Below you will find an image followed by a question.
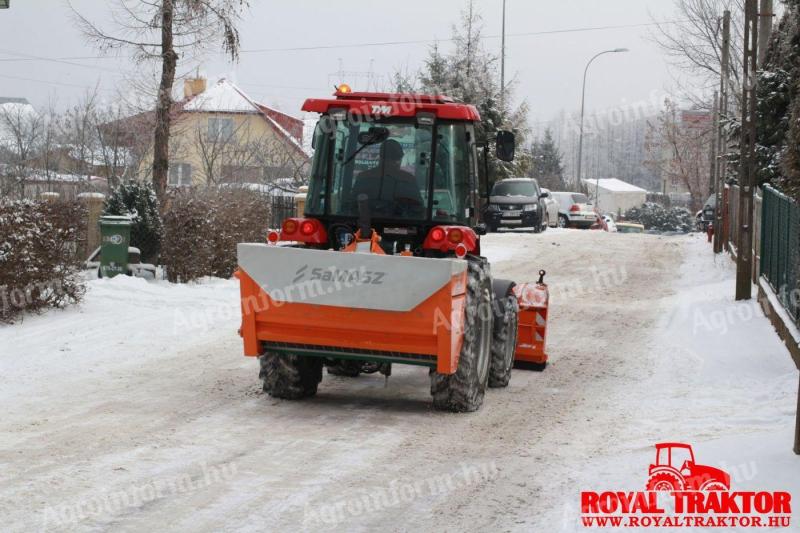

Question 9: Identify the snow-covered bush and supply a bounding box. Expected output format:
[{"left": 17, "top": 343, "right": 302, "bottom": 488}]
[
  {"left": 161, "top": 189, "right": 273, "bottom": 283},
  {"left": 103, "top": 182, "right": 163, "bottom": 263},
  {"left": 0, "top": 199, "right": 86, "bottom": 323},
  {"left": 623, "top": 202, "right": 694, "bottom": 233}
]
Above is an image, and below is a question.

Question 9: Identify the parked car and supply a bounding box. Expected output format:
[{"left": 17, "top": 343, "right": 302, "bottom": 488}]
[
  {"left": 541, "top": 188, "right": 560, "bottom": 227},
  {"left": 550, "top": 192, "right": 596, "bottom": 228},
  {"left": 483, "top": 178, "right": 549, "bottom": 233},
  {"left": 696, "top": 194, "right": 716, "bottom": 231},
  {"left": 616, "top": 222, "right": 645, "bottom": 234}
]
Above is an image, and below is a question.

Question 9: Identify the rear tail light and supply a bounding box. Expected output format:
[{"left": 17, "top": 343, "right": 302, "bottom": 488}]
[
  {"left": 423, "top": 226, "right": 476, "bottom": 255},
  {"left": 447, "top": 228, "right": 464, "bottom": 244},
  {"left": 282, "top": 219, "right": 298, "bottom": 234},
  {"left": 280, "top": 218, "right": 327, "bottom": 244},
  {"left": 429, "top": 227, "right": 446, "bottom": 242},
  {"left": 569, "top": 204, "right": 580, "bottom": 213},
  {"left": 300, "top": 220, "right": 315, "bottom": 236},
  {"left": 267, "top": 231, "right": 280, "bottom": 244}
]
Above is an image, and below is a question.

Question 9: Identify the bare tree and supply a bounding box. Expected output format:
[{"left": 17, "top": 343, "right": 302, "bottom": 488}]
[
  {"left": 59, "top": 88, "right": 101, "bottom": 180},
  {"left": 71, "top": 0, "right": 249, "bottom": 202},
  {"left": 0, "top": 101, "right": 43, "bottom": 198},
  {"left": 645, "top": 99, "right": 714, "bottom": 209},
  {"left": 651, "top": 0, "right": 744, "bottom": 107}
]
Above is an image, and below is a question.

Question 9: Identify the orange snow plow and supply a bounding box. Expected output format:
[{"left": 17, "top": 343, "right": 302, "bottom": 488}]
[{"left": 237, "top": 88, "right": 549, "bottom": 412}]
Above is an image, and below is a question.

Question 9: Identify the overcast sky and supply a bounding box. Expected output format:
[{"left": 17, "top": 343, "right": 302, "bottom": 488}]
[{"left": 0, "top": 0, "right": 682, "bottom": 128}]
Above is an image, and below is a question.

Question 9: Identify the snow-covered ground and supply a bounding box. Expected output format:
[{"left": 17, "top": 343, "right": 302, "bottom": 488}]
[{"left": 0, "top": 230, "right": 797, "bottom": 532}]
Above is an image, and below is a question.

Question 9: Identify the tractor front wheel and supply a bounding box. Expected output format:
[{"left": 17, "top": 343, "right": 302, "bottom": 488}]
[
  {"left": 430, "top": 259, "right": 493, "bottom": 412},
  {"left": 489, "top": 293, "right": 519, "bottom": 388},
  {"left": 260, "top": 352, "right": 322, "bottom": 400}
]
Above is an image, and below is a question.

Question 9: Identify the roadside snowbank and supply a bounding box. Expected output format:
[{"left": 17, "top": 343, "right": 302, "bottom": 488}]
[{"left": 0, "top": 275, "right": 239, "bottom": 403}]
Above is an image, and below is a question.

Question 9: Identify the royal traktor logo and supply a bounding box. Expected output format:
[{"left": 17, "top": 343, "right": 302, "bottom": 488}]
[{"left": 580, "top": 442, "right": 792, "bottom": 528}]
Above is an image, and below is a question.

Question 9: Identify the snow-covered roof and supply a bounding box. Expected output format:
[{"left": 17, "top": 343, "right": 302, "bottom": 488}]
[
  {"left": 182, "top": 79, "right": 310, "bottom": 157},
  {"left": 183, "top": 79, "right": 258, "bottom": 113},
  {"left": 584, "top": 178, "right": 646, "bottom": 193}
]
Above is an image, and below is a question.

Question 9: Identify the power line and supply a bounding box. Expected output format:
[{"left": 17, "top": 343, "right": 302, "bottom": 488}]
[
  {"left": 0, "top": 73, "right": 97, "bottom": 89},
  {"left": 0, "top": 19, "right": 689, "bottom": 64},
  {"left": 239, "top": 20, "right": 689, "bottom": 54}
]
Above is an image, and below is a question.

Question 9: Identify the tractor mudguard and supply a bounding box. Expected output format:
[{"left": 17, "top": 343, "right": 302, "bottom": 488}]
[
  {"left": 513, "top": 280, "right": 549, "bottom": 369},
  {"left": 237, "top": 243, "right": 469, "bottom": 374},
  {"left": 491, "top": 279, "right": 516, "bottom": 314}
]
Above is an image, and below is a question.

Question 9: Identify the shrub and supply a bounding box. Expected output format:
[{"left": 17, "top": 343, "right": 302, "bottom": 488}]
[
  {"left": 161, "top": 189, "right": 273, "bottom": 282},
  {"left": 103, "top": 181, "right": 163, "bottom": 262},
  {"left": 623, "top": 202, "right": 694, "bottom": 233},
  {"left": 0, "top": 199, "right": 86, "bottom": 323}
]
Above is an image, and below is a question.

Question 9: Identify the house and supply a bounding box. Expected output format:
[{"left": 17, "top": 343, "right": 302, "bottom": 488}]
[
  {"left": 583, "top": 178, "right": 647, "bottom": 216},
  {"left": 107, "top": 78, "right": 310, "bottom": 188}
]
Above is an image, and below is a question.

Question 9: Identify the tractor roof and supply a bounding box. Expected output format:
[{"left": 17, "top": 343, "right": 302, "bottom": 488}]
[{"left": 301, "top": 89, "right": 481, "bottom": 121}]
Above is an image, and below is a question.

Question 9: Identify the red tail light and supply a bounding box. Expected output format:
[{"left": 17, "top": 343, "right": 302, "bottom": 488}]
[
  {"left": 267, "top": 231, "right": 280, "bottom": 244},
  {"left": 280, "top": 218, "right": 327, "bottom": 244},
  {"left": 423, "top": 226, "right": 477, "bottom": 255},
  {"left": 300, "top": 220, "right": 315, "bottom": 236},
  {"left": 570, "top": 204, "right": 581, "bottom": 212},
  {"left": 430, "top": 227, "right": 446, "bottom": 242}
]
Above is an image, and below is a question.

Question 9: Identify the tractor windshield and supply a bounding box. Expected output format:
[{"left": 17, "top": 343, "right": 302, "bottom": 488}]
[{"left": 306, "top": 117, "right": 473, "bottom": 224}]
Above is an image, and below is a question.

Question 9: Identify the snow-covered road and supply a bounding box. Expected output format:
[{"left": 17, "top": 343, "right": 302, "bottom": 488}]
[{"left": 1, "top": 230, "right": 797, "bottom": 532}]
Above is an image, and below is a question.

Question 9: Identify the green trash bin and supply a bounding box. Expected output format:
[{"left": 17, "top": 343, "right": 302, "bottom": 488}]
[{"left": 98, "top": 215, "right": 132, "bottom": 278}]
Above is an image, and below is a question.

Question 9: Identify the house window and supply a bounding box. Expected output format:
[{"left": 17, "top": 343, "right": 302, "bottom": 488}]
[
  {"left": 222, "top": 165, "right": 261, "bottom": 183},
  {"left": 208, "top": 117, "right": 234, "bottom": 140},
  {"left": 169, "top": 163, "right": 192, "bottom": 186}
]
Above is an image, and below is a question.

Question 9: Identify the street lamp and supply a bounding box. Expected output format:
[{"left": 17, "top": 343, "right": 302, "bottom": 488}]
[{"left": 576, "top": 48, "right": 629, "bottom": 209}]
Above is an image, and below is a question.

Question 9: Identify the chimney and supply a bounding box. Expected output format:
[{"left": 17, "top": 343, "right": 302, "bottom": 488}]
[{"left": 184, "top": 77, "right": 207, "bottom": 99}]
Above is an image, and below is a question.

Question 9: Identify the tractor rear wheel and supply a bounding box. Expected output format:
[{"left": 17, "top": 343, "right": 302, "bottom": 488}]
[
  {"left": 489, "top": 293, "right": 519, "bottom": 388},
  {"left": 259, "top": 352, "right": 323, "bottom": 400},
  {"left": 646, "top": 472, "right": 685, "bottom": 491},
  {"left": 430, "top": 259, "right": 493, "bottom": 412}
]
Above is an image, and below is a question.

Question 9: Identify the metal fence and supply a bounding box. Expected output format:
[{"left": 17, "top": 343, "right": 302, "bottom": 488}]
[
  {"left": 761, "top": 185, "right": 800, "bottom": 325},
  {"left": 268, "top": 194, "right": 298, "bottom": 228}
]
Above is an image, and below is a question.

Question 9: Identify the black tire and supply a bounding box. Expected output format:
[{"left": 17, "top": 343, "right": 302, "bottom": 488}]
[
  {"left": 326, "top": 359, "right": 362, "bottom": 377},
  {"left": 558, "top": 214, "right": 569, "bottom": 228},
  {"left": 259, "top": 352, "right": 323, "bottom": 400},
  {"left": 541, "top": 219, "right": 548, "bottom": 232},
  {"left": 430, "top": 259, "right": 493, "bottom": 412},
  {"left": 533, "top": 221, "right": 542, "bottom": 233},
  {"left": 489, "top": 294, "right": 519, "bottom": 388}
]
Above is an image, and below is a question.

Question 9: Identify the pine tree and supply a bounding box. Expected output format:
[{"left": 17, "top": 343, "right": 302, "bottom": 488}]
[
  {"left": 416, "top": 0, "right": 531, "bottom": 185},
  {"left": 755, "top": 0, "right": 800, "bottom": 198},
  {"left": 103, "top": 181, "right": 164, "bottom": 262},
  {"left": 530, "top": 129, "right": 566, "bottom": 191}
]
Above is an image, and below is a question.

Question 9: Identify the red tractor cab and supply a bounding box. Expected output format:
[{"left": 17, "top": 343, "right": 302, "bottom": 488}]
[{"left": 647, "top": 443, "right": 730, "bottom": 491}]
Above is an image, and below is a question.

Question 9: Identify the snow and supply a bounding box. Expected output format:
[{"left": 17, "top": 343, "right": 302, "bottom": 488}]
[
  {"left": 1, "top": 231, "right": 798, "bottom": 531},
  {"left": 584, "top": 177, "right": 647, "bottom": 193},
  {"left": 183, "top": 79, "right": 258, "bottom": 113},
  {"left": 539, "top": 234, "right": 800, "bottom": 530},
  {"left": 0, "top": 275, "right": 239, "bottom": 402}
]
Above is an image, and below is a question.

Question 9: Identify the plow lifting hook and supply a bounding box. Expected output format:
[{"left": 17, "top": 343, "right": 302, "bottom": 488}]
[{"left": 537, "top": 270, "right": 546, "bottom": 285}]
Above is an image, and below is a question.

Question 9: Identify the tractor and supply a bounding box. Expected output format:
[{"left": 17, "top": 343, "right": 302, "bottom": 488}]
[
  {"left": 236, "top": 86, "right": 549, "bottom": 412},
  {"left": 646, "top": 443, "right": 731, "bottom": 491}
]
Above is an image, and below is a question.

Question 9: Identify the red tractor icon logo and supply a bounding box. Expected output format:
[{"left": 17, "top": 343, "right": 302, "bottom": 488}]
[{"left": 647, "top": 443, "right": 731, "bottom": 491}]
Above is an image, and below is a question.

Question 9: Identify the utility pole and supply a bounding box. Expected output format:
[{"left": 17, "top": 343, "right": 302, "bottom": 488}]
[
  {"left": 735, "top": 0, "right": 758, "bottom": 301},
  {"left": 500, "top": 0, "right": 506, "bottom": 118},
  {"left": 758, "top": 0, "right": 774, "bottom": 66},
  {"left": 710, "top": 91, "right": 719, "bottom": 237},
  {"left": 714, "top": 10, "right": 730, "bottom": 254}
]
